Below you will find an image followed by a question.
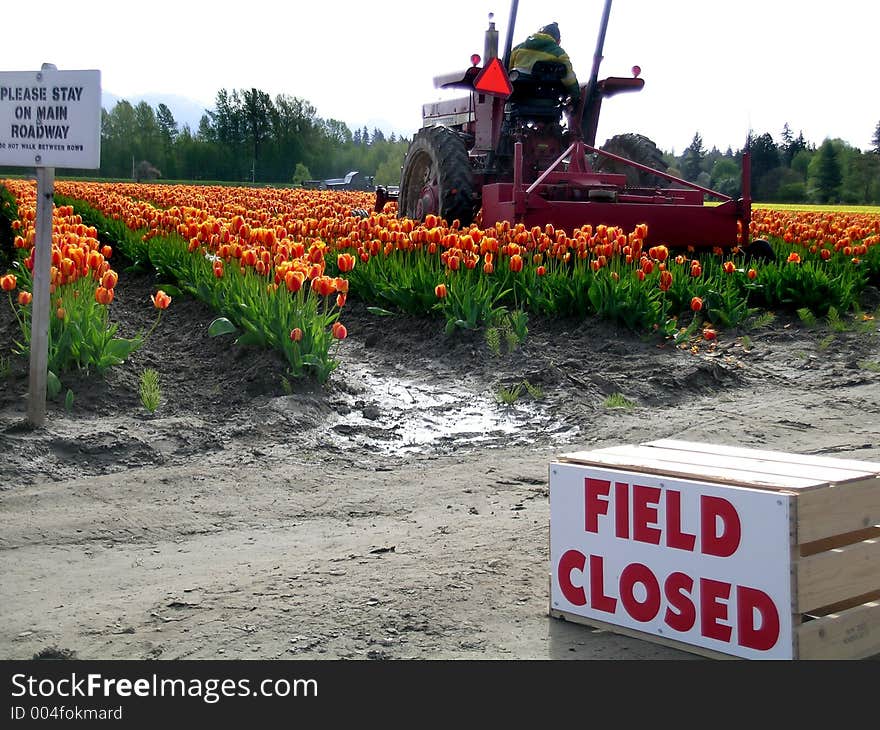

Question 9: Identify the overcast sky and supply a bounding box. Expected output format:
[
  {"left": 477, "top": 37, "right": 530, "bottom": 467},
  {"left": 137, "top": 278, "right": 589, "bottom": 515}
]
[{"left": 6, "top": 0, "right": 877, "bottom": 154}]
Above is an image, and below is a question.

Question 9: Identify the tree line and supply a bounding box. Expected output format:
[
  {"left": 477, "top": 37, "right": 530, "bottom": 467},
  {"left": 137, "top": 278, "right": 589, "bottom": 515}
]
[
  {"left": 673, "top": 121, "right": 880, "bottom": 205},
  {"left": 0, "top": 87, "right": 411, "bottom": 186}
]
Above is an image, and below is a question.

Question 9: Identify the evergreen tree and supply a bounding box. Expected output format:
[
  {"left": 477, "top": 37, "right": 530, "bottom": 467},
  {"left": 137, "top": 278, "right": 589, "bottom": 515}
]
[
  {"left": 242, "top": 88, "right": 274, "bottom": 181},
  {"left": 156, "top": 104, "right": 179, "bottom": 145},
  {"left": 155, "top": 104, "right": 179, "bottom": 178},
  {"left": 873, "top": 120, "right": 880, "bottom": 154},
  {"left": 681, "top": 132, "right": 705, "bottom": 181},
  {"left": 101, "top": 100, "right": 138, "bottom": 178},
  {"left": 748, "top": 132, "right": 780, "bottom": 198},
  {"left": 134, "top": 102, "right": 162, "bottom": 174},
  {"left": 815, "top": 139, "right": 842, "bottom": 203}
]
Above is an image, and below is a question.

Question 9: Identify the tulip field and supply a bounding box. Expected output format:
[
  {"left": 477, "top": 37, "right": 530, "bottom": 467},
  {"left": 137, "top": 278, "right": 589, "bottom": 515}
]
[{"left": 1, "top": 178, "right": 879, "bottom": 388}]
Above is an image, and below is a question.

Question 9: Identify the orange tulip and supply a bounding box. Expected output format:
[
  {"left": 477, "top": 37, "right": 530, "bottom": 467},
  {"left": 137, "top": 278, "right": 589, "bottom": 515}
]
[
  {"left": 95, "top": 286, "right": 114, "bottom": 305},
  {"left": 703, "top": 328, "right": 717, "bottom": 341},
  {"left": 690, "top": 296, "right": 703, "bottom": 312},
  {"left": 722, "top": 261, "right": 736, "bottom": 274},
  {"left": 509, "top": 254, "right": 524, "bottom": 273},
  {"left": 787, "top": 252, "right": 801, "bottom": 264},
  {"left": 56, "top": 307, "right": 66, "bottom": 320},
  {"left": 151, "top": 290, "right": 172, "bottom": 310},
  {"left": 290, "top": 327, "right": 303, "bottom": 342},
  {"left": 17, "top": 290, "right": 32, "bottom": 306},
  {"left": 0, "top": 274, "right": 16, "bottom": 291},
  {"left": 649, "top": 245, "right": 669, "bottom": 262},
  {"left": 747, "top": 268, "right": 757, "bottom": 280},
  {"left": 435, "top": 283, "right": 448, "bottom": 299},
  {"left": 284, "top": 270, "right": 304, "bottom": 293},
  {"left": 311, "top": 276, "right": 336, "bottom": 297},
  {"left": 101, "top": 270, "right": 118, "bottom": 289},
  {"left": 337, "top": 252, "right": 356, "bottom": 273},
  {"left": 659, "top": 270, "right": 673, "bottom": 292},
  {"left": 331, "top": 322, "right": 347, "bottom": 340},
  {"left": 336, "top": 293, "right": 347, "bottom": 308}
]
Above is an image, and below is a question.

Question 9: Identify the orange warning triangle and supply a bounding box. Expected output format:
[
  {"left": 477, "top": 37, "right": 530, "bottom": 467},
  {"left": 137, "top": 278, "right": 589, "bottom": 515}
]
[{"left": 474, "top": 57, "right": 513, "bottom": 98}]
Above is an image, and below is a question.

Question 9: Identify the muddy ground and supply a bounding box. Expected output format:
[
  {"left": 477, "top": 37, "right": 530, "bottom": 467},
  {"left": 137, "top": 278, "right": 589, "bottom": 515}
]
[{"left": 1, "top": 265, "right": 879, "bottom": 661}]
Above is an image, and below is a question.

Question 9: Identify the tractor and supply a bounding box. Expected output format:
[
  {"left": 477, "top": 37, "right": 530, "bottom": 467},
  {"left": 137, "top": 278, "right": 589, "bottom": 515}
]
[{"left": 376, "top": 0, "right": 765, "bottom": 255}]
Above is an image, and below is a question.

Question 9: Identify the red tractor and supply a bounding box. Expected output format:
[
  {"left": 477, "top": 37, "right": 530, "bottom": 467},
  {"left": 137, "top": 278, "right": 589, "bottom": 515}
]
[{"left": 376, "top": 0, "right": 765, "bottom": 255}]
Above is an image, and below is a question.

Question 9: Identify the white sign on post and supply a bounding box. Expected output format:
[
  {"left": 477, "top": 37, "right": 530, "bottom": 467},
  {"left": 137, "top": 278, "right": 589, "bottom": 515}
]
[
  {"left": 549, "top": 463, "right": 794, "bottom": 659},
  {"left": 0, "top": 68, "right": 101, "bottom": 169},
  {"left": 1, "top": 65, "right": 101, "bottom": 426}
]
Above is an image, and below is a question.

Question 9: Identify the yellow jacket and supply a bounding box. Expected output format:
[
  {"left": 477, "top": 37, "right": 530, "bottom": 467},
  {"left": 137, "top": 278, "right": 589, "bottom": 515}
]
[{"left": 508, "top": 32, "right": 580, "bottom": 103}]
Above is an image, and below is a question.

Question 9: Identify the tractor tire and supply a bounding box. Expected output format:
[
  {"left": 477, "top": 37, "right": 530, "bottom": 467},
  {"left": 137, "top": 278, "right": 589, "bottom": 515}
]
[
  {"left": 595, "top": 133, "right": 668, "bottom": 188},
  {"left": 398, "top": 126, "right": 476, "bottom": 226}
]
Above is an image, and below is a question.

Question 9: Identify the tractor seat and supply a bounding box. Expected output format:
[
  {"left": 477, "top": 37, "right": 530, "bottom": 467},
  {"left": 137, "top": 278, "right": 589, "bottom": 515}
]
[{"left": 507, "top": 60, "right": 568, "bottom": 122}]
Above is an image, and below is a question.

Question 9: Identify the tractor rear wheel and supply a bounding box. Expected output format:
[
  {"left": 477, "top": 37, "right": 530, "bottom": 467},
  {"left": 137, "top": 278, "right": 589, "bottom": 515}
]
[
  {"left": 398, "top": 126, "right": 475, "bottom": 226},
  {"left": 595, "top": 133, "right": 668, "bottom": 188}
]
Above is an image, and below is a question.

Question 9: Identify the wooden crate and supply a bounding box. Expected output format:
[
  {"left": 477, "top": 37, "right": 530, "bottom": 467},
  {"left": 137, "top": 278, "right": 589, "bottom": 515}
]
[{"left": 548, "top": 439, "right": 880, "bottom": 659}]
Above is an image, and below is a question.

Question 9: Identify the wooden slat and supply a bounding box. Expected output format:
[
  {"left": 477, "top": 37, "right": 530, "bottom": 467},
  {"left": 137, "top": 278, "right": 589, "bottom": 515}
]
[
  {"left": 557, "top": 448, "right": 823, "bottom": 491},
  {"left": 795, "top": 478, "right": 880, "bottom": 544},
  {"left": 549, "top": 608, "right": 734, "bottom": 660},
  {"left": 645, "top": 439, "right": 880, "bottom": 476},
  {"left": 796, "top": 537, "right": 880, "bottom": 613},
  {"left": 796, "top": 601, "right": 880, "bottom": 659},
  {"left": 800, "top": 526, "right": 880, "bottom": 557},
  {"left": 634, "top": 441, "right": 877, "bottom": 485},
  {"left": 598, "top": 443, "right": 866, "bottom": 487},
  {"left": 807, "top": 589, "right": 880, "bottom": 618}
]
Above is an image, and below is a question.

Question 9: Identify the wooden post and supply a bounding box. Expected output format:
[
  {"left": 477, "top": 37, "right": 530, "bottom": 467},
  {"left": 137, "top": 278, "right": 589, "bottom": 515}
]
[{"left": 27, "top": 166, "right": 55, "bottom": 427}]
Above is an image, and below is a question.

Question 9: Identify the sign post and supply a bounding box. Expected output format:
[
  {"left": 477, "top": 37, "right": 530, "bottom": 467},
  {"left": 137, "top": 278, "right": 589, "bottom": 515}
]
[
  {"left": 0, "top": 64, "right": 101, "bottom": 426},
  {"left": 27, "top": 166, "right": 54, "bottom": 426}
]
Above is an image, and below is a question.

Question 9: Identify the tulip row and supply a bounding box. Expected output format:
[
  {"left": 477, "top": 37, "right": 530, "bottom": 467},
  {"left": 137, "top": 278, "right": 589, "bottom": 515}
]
[
  {"left": 50, "top": 184, "right": 880, "bottom": 333},
  {"left": 50, "top": 182, "right": 354, "bottom": 381},
  {"left": 0, "top": 180, "right": 172, "bottom": 394},
  {"left": 4, "top": 180, "right": 878, "bottom": 388}
]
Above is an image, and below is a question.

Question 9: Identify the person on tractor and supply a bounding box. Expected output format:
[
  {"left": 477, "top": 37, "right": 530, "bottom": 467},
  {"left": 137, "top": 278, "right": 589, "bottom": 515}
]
[{"left": 508, "top": 22, "right": 581, "bottom": 109}]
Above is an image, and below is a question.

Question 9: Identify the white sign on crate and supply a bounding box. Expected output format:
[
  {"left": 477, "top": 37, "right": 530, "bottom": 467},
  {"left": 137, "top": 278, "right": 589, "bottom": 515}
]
[
  {"left": 549, "top": 463, "right": 794, "bottom": 659},
  {"left": 0, "top": 68, "right": 101, "bottom": 169}
]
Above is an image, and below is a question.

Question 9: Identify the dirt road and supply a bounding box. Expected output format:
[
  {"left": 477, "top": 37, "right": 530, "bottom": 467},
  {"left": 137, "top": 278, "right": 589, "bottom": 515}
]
[{"left": 2, "top": 271, "right": 879, "bottom": 660}]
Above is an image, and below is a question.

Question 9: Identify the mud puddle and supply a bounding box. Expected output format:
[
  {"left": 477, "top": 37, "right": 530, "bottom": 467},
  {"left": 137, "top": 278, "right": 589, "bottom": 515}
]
[{"left": 327, "top": 370, "right": 580, "bottom": 455}]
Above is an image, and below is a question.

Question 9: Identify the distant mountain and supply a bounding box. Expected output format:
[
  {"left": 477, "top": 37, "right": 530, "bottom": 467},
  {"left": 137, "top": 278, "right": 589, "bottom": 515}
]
[{"left": 101, "top": 91, "right": 212, "bottom": 132}]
